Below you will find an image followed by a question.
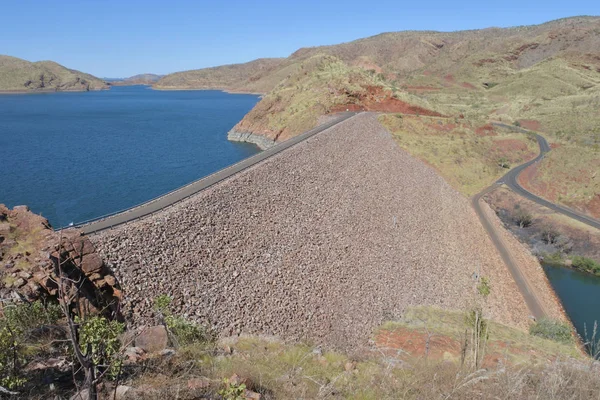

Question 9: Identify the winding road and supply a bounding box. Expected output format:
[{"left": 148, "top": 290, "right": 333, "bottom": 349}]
[
  {"left": 75, "top": 112, "right": 358, "bottom": 235},
  {"left": 472, "top": 123, "right": 600, "bottom": 319}
]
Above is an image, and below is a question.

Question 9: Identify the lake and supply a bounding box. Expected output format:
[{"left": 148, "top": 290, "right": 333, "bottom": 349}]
[
  {"left": 543, "top": 264, "right": 600, "bottom": 342},
  {"left": 0, "top": 86, "right": 260, "bottom": 227}
]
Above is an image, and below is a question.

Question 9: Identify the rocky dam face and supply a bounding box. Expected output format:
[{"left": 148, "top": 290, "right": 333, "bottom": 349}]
[{"left": 90, "top": 113, "right": 563, "bottom": 350}]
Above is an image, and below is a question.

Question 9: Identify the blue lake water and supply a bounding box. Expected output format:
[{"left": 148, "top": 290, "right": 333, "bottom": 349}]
[
  {"left": 0, "top": 86, "right": 260, "bottom": 227},
  {"left": 543, "top": 264, "right": 600, "bottom": 341}
]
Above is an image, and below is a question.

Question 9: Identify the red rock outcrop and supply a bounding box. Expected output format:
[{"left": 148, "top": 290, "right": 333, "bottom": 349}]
[{"left": 0, "top": 204, "right": 121, "bottom": 318}]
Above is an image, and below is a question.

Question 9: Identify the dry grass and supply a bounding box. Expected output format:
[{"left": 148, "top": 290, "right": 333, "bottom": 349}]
[
  {"left": 121, "top": 307, "right": 597, "bottom": 400},
  {"left": 379, "top": 114, "right": 538, "bottom": 196},
  {"left": 0, "top": 55, "right": 107, "bottom": 91}
]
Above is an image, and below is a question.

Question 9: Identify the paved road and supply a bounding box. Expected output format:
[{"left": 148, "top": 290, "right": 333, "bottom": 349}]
[
  {"left": 493, "top": 123, "right": 600, "bottom": 231},
  {"left": 473, "top": 123, "right": 600, "bottom": 320},
  {"left": 76, "top": 112, "right": 359, "bottom": 234},
  {"left": 472, "top": 186, "right": 548, "bottom": 319}
]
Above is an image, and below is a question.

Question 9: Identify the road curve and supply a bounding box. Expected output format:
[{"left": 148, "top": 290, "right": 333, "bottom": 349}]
[
  {"left": 494, "top": 124, "right": 600, "bottom": 231},
  {"left": 473, "top": 123, "right": 600, "bottom": 320},
  {"left": 76, "top": 112, "right": 359, "bottom": 235}
]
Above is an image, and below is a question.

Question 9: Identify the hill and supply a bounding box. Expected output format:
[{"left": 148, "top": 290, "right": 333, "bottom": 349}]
[
  {"left": 111, "top": 73, "right": 163, "bottom": 86},
  {"left": 154, "top": 58, "right": 287, "bottom": 93},
  {"left": 0, "top": 55, "right": 109, "bottom": 92},
  {"left": 156, "top": 16, "right": 600, "bottom": 217}
]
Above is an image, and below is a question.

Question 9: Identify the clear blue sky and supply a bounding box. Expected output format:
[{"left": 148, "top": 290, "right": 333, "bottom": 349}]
[{"left": 0, "top": 0, "right": 597, "bottom": 77}]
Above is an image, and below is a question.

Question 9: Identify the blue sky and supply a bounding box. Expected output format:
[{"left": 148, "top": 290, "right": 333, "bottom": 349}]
[{"left": 0, "top": 0, "right": 597, "bottom": 77}]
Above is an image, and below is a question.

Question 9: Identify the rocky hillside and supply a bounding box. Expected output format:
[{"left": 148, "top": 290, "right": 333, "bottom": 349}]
[
  {"left": 0, "top": 55, "right": 109, "bottom": 92},
  {"left": 227, "top": 54, "right": 444, "bottom": 148},
  {"left": 0, "top": 204, "right": 121, "bottom": 317},
  {"left": 155, "top": 17, "right": 600, "bottom": 94}
]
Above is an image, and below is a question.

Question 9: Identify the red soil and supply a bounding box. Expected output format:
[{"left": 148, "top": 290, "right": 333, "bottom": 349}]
[
  {"left": 375, "top": 327, "right": 462, "bottom": 360},
  {"left": 331, "top": 86, "right": 445, "bottom": 117},
  {"left": 461, "top": 82, "right": 477, "bottom": 90},
  {"left": 475, "top": 124, "right": 498, "bottom": 136},
  {"left": 518, "top": 119, "right": 542, "bottom": 131},
  {"left": 375, "top": 326, "right": 540, "bottom": 368}
]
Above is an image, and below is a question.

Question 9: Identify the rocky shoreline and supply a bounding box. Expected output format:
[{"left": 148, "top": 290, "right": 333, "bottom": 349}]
[{"left": 227, "top": 128, "right": 276, "bottom": 149}]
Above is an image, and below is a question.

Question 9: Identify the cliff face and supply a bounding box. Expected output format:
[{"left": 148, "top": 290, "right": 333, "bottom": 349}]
[
  {"left": 0, "top": 55, "right": 109, "bottom": 92},
  {"left": 0, "top": 204, "right": 120, "bottom": 318}
]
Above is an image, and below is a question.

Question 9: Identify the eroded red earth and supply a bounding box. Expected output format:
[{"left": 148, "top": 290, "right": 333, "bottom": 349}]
[
  {"left": 331, "top": 86, "right": 444, "bottom": 117},
  {"left": 375, "top": 326, "right": 551, "bottom": 368}
]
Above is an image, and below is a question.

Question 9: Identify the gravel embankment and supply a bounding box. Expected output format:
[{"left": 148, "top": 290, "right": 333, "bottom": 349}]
[{"left": 91, "top": 113, "right": 537, "bottom": 350}]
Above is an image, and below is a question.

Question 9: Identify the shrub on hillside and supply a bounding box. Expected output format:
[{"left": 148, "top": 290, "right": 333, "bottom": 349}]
[
  {"left": 529, "top": 318, "right": 573, "bottom": 344},
  {"left": 0, "top": 301, "right": 62, "bottom": 390},
  {"left": 154, "top": 295, "right": 213, "bottom": 347}
]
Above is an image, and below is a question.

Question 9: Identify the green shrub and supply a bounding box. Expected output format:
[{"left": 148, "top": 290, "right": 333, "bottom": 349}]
[
  {"left": 0, "top": 301, "right": 62, "bottom": 390},
  {"left": 529, "top": 318, "right": 573, "bottom": 344},
  {"left": 154, "top": 295, "right": 212, "bottom": 347},
  {"left": 75, "top": 315, "right": 124, "bottom": 378},
  {"left": 571, "top": 256, "right": 600, "bottom": 276},
  {"left": 219, "top": 377, "right": 246, "bottom": 400},
  {"left": 477, "top": 277, "right": 491, "bottom": 297}
]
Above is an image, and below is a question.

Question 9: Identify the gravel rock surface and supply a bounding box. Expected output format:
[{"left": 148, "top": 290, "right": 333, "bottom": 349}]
[{"left": 91, "top": 113, "right": 537, "bottom": 349}]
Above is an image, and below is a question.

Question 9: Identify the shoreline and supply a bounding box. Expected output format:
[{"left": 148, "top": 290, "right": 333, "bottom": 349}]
[
  {"left": 0, "top": 87, "right": 110, "bottom": 95},
  {"left": 151, "top": 86, "right": 265, "bottom": 96},
  {"left": 227, "top": 128, "right": 275, "bottom": 150}
]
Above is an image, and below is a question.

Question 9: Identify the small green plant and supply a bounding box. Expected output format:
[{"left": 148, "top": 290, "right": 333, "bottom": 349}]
[
  {"left": 75, "top": 315, "right": 124, "bottom": 378},
  {"left": 154, "top": 295, "right": 212, "bottom": 346},
  {"left": 477, "top": 277, "right": 491, "bottom": 297},
  {"left": 497, "top": 157, "right": 510, "bottom": 169},
  {"left": 529, "top": 318, "right": 573, "bottom": 344},
  {"left": 218, "top": 378, "right": 246, "bottom": 400},
  {"left": 513, "top": 120, "right": 521, "bottom": 127}
]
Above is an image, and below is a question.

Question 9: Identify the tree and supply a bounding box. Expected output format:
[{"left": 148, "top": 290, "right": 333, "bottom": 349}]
[{"left": 54, "top": 231, "right": 123, "bottom": 400}]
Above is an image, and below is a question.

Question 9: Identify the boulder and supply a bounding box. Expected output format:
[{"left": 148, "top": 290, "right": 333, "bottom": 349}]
[{"left": 134, "top": 325, "right": 169, "bottom": 353}]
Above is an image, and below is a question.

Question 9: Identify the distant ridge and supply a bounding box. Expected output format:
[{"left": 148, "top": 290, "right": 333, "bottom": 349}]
[
  {"left": 0, "top": 55, "right": 109, "bottom": 92},
  {"left": 110, "top": 73, "right": 163, "bottom": 86},
  {"left": 154, "top": 16, "right": 600, "bottom": 94}
]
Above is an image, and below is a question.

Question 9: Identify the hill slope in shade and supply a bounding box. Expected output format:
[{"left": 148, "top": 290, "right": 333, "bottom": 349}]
[{"left": 0, "top": 55, "right": 109, "bottom": 92}]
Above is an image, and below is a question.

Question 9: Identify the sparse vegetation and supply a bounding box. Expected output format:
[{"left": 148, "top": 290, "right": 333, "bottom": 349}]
[
  {"left": 571, "top": 256, "right": 600, "bottom": 276},
  {"left": 379, "top": 114, "right": 537, "bottom": 195},
  {"left": 0, "top": 301, "right": 62, "bottom": 391},
  {"left": 514, "top": 206, "right": 533, "bottom": 228},
  {"left": 154, "top": 295, "right": 213, "bottom": 347},
  {"left": 530, "top": 318, "right": 574, "bottom": 344},
  {"left": 477, "top": 276, "right": 491, "bottom": 297}
]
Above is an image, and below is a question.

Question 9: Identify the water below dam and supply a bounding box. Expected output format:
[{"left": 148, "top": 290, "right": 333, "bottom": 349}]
[{"left": 543, "top": 263, "right": 600, "bottom": 343}]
